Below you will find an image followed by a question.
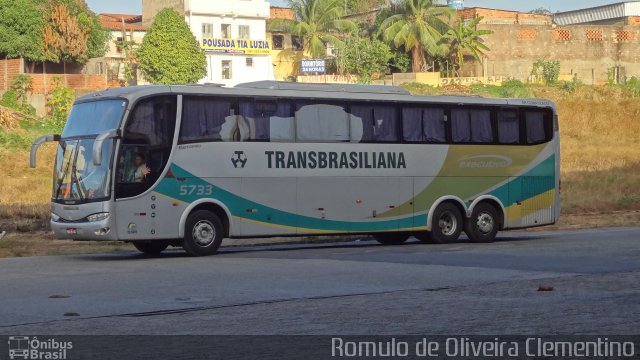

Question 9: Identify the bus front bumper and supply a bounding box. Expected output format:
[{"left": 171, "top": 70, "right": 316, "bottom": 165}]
[{"left": 51, "top": 217, "right": 117, "bottom": 241}]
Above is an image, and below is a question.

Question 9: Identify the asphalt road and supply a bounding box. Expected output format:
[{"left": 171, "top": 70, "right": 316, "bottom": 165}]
[{"left": 0, "top": 227, "right": 639, "bottom": 335}]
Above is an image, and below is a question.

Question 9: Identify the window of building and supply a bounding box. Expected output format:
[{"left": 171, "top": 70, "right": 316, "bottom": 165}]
[
  {"left": 295, "top": 102, "right": 350, "bottom": 142},
  {"left": 179, "top": 97, "right": 235, "bottom": 143},
  {"left": 402, "top": 107, "right": 446, "bottom": 143},
  {"left": 221, "top": 24, "right": 231, "bottom": 39},
  {"left": 202, "top": 23, "right": 213, "bottom": 38},
  {"left": 292, "top": 36, "right": 304, "bottom": 51},
  {"left": 222, "top": 60, "right": 232, "bottom": 80},
  {"left": 350, "top": 104, "right": 400, "bottom": 142},
  {"left": 498, "top": 110, "right": 519, "bottom": 144},
  {"left": 451, "top": 108, "right": 493, "bottom": 143},
  {"left": 246, "top": 57, "right": 253, "bottom": 67},
  {"left": 238, "top": 25, "right": 250, "bottom": 39},
  {"left": 238, "top": 100, "right": 294, "bottom": 142},
  {"left": 272, "top": 35, "right": 284, "bottom": 50}
]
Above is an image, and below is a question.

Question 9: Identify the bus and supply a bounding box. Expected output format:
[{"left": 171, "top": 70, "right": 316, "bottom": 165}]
[{"left": 30, "top": 81, "right": 560, "bottom": 256}]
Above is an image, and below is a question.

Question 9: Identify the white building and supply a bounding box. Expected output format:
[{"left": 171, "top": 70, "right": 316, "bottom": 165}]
[{"left": 143, "top": 0, "right": 274, "bottom": 86}]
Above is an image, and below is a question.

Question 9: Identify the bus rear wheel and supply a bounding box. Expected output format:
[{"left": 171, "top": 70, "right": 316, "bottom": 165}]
[
  {"left": 374, "top": 233, "right": 409, "bottom": 245},
  {"left": 465, "top": 203, "right": 499, "bottom": 243},
  {"left": 133, "top": 241, "right": 168, "bottom": 255},
  {"left": 430, "top": 203, "right": 463, "bottom": 243},
  {"left": 183, "top": 210, "right": 224, "bottom": 256}
]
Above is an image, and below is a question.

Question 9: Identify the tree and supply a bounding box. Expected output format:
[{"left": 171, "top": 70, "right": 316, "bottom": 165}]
[
  {"left": 442, "top": 16, "right": 493, "bottom": 76},
  {"left": 378, "top": 0, "right": 452, "bottom": 72},
  {"left": 269, "top": 0, "right": 357, "bottom": 59},
  {"left": 344, "top": 0, "right": 387, "bottom": 15},
  {"left": 43, "top": 0, "right": 109, "bottom": 63},
  {"left": 336, "top": 36, "right": 392, "bottom": 83},
  {"left": 0, "top": 0, "right": 47, "bottom": 61},
  {"left": 529, "top": 7, "right": 552, "bottom": 15},
  {"left": 137, "top": 8, "right": 206, "bottom": 84}
]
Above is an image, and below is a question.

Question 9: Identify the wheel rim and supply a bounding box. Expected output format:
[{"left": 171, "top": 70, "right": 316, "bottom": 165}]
[
  {"left": 192, "top": 220, "right": 215, "bottom": 247},
  {"left": 438, "top": 210, "right": 458, "bottom": 236},
  {"left": 476, "top": 212, "right": 494, "bottom": 234}
]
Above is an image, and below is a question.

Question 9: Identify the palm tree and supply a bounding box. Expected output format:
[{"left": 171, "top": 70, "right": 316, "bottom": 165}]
[
  {"left": 378, "top": 0, "right": 452, "bottom": 72},
  {"left": 269, "top": 0, "right": 357, "bottom": 59},
  {"left": 442, "top": 16, "right": 493, "bottom": 76}
]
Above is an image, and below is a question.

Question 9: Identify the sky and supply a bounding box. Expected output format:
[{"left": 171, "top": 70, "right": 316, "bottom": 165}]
[{"left": 84, "top": 0, "right": 632, "bottom": 15}]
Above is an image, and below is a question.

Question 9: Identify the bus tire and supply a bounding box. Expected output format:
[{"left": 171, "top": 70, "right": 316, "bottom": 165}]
[
  {"left": 183, "top": 210, "right": 224, "bottom": 256},
  {"left": 374, "top": 233, "right": 409, "bottom": 245},
  {"left": 465, "top": 203, "right": 499, "bottom": 243},
  {"left": 133, "top": 241, "right": 168, "bottom": 255},
  {"left": 430, "top": 202, "right": 463, "bottom": 243}
]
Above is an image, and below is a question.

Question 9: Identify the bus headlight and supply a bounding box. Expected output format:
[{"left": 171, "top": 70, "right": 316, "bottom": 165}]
[
  {"left": 87, "top": 212, "right": 110, "bottom": 222},
  {"left": 51, "top": 213, "right": 61, "bottom": 222}
]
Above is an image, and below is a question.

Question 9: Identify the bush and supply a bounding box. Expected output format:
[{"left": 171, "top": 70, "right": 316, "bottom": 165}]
[
  {"left": 46, "top": 78, "right": 74, "bottom": 132},
  {"left": 0, "top": 75, "right": 36, "bottom": 115},
  {"left": 532, "top": 60, "right": 560, "bottom": 85}
]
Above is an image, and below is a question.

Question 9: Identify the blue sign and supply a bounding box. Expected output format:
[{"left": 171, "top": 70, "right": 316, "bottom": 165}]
[
  {"left": 447, "top": 0, "right": 464, "bottom": 10},
  {"left": 301, "top": 59, "right": 326, "bottom": 74}
]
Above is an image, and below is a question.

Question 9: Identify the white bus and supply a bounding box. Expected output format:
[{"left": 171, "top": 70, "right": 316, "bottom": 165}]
[{"left": 30, "top": 81, "right": 560, "bottom": 256}]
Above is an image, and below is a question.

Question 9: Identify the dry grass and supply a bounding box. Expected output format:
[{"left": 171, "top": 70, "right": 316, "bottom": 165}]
[{"left": 543, "top": 95, "right": 640, "bottom": 214}]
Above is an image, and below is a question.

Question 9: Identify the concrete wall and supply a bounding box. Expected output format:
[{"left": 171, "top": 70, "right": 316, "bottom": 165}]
[{"left": 468, "top": 24, "right": 640, "bottom": 84}]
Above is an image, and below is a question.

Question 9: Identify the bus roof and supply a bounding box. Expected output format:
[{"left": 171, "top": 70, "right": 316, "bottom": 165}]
[{"left": 75, "top": 81, "right": 556, "bottom": 110}]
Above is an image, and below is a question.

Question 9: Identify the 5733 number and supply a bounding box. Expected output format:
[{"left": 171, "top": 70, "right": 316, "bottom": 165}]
[{"left": 179, "top": 185, "right": 214, "bottom": 196}]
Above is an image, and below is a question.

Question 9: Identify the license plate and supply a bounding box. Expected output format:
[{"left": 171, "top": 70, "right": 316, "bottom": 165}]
[{"left": 66, "top": 228, "right": 77, "bottom": 235}]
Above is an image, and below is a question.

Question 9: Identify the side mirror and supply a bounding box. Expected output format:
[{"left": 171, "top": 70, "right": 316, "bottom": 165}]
[
  {"left": 93, "top": 129, "right": 121, "bottom": 166},
  {"left": 30, "top": 134, "right": 60, "bottom": 168}
]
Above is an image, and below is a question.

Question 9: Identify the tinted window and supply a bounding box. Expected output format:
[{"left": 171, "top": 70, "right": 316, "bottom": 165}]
[
  {"left": 402, "top": 107, "right": 446, "bottom": 143},
  {"left": 498, "top": 110, "right": 519, "bottom": 144},
  {"left": 295, "top": 102, "right": 350, "bottom": 142},
  {"left": 351, "top": 104, "right": 399, "bottom": 142},
  {"left": 125, "top": 96, "right": 177, "bottom": 147},
  {"left": 526, "top": 111, "right": 548, "bottom": 143},
  {"left": 62, "top": 100, "right": 127, "bottom": 137},
  {"left": 238, "top": 100, "right": 294, "bottom": 142},
  {"left": 180, "top": 97, "right": 235, "bottom": 143},
  {"left": 451, "top": 109, "right": 493, "bottom": 143}
]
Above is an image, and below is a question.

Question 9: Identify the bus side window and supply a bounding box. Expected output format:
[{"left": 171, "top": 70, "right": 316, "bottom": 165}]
[
  {"left": 525, "top": 111, "right": 547, "bottom": 144},
  {"left": 238, "top": 100, "right": 294, "bottom": 142},
  {"left": 295, "top": 102, "right": 350, "bottom": 142},
  {"left": 402, "top": 107, "right": 446, "bottom": 143},
  {"left": 498, "top": 110, "right": 520, "bottom": 144},
  {"left": 180, "top": 97, "right": 235, "bottom": 143},
  {"left": 452, "top": 108, "right": 493, "bottom": 143},
  {"left": 350, "top": 104, "right": 399, "bottom": 143}
]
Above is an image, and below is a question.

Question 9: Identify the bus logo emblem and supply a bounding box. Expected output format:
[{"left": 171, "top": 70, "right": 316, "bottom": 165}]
[{"left": 231, "top": 151, "right": 247, "bottom": 168}]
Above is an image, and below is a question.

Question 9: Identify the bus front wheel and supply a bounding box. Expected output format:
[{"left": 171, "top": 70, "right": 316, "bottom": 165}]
[
  {"left": 133, "top": 241, "right": 168, "bottom": 255},
  {"left": 374, "top": 233, "right": 409, "bottom": 245},
  {"left": 465, "top": 203, "right": 499, "bottom": 243},
  {"left": 430, "top": 203, "right": 463, "bottom": 243},
  {"left": 183, "top": 210, "right": 224, "bottom": 256}
]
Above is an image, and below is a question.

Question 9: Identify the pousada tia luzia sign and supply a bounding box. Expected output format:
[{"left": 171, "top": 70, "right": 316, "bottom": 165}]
[{"left": 201, "top": 38, "right": 271, "bottom": 55}]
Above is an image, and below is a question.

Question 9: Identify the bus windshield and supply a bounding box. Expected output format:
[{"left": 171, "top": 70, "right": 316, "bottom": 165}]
[
  {"left": 62, "top": 99, "right": 127, "bottom": 138},
  {"left": 53, "top": 139, "right": 113, "bottom": 202}
]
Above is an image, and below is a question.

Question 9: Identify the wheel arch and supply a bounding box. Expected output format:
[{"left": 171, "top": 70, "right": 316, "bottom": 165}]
[
  {"left": 425, "top": 196, "right": 467, "bottom": 232},
  {"left": 179, "top": 199, "right": 233, "bottom": 238}
]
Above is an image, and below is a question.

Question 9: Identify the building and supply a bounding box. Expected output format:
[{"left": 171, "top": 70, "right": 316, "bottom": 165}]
[
  {"left": 98, "top": 14, "right": 148, "bottom": 85},
  {"left": 142, "top": 0, "right": 274, "bottom": 86},
  {"left": 553, "top": 1, "right": 640, "bottom": 26},
  {"left": 268, "top": 6, "right": 305, "bottom": 81},
  {"left": 459, "top": 7, "right": 551, "bottom": 25}
]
